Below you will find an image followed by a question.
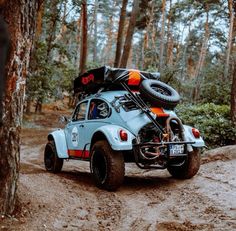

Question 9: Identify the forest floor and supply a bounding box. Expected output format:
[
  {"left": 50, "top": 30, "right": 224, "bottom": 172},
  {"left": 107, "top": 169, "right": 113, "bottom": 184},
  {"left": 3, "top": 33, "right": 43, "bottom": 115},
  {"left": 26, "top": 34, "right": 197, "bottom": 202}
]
[{"left": 1, "top": 105, "right": 236, "bottom": 231}]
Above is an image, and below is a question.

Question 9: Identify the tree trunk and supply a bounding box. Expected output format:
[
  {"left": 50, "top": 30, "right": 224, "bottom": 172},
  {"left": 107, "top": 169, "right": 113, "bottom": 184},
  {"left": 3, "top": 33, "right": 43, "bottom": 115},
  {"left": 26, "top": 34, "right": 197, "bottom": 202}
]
[
  {"left": 192, "top": 5, "right": 210, "bottom": 102},
  {"left": 46, "top": 0, "right": 59, "bottom": 62},
  {"left": 230, "top": 1, "right": 236, "bottom": 126},
  {"left": 0, "top": 15, "right": 8, "bottom": 126},
  {"left": 150, "top": 4, "right": 158, "bottom": 69},
  {"left": 79, "top": 0, "right": 88, "bottom": 74},
  {"left": 231, "top": 64, "right": 236, "bottom": 125},
  {"left": 166, "top": 0, "right": 173, "bottom": 66},
  {"left": 54, "top": 0, "right": 68, "bottom": 43},
  {"left": 25, "top": 99, "right": 31, "bottom": 114},
  {"left": 0, "top": 0, "right": 39, "bottom": 215},
  {"left": 114, "top": 0, "right": 128, "bottom": 67},
  {"left": 104, "top": 15, "right": 114, "bottom": 66},
  {"left": 75, "top": 15, "right": 81, "bottom": 70},
  {"left": 119, "top": 0, "right": 140, "bottom": 68},
  {"left": 93, "top": 0, "right": 98, "bottom": 63},
  {"left": 35, "top": 1, "right": 44, "bottom": 40},
  {"left": 224, "top": 0, "right": 234, "bottom": 79},
  {"left": 159, "top": 0, "right": 166, "bottom": 70}
]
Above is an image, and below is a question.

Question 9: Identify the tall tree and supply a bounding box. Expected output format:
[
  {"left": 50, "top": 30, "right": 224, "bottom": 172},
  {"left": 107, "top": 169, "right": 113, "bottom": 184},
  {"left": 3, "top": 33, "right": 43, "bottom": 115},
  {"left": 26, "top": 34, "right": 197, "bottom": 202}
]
[
  {"left": 79, "top": 0, "right": 88, "bottom": 74},
  {"left": 93, "top": 0, "right": 98, "bottom": 63},
  {"left": 0, "top": 0, "right": 39, "bottom": 214},
  {"left": 192, "top": 3, "right": 210, "bottom": 102},
  {"left": 114, "top": 0, "right": 128, "bottom": 67},
  {"left": 159, "top": 0, "right": 166, "bottom": 70},
  {"left": 46, "top": 0, "right": 60, "bottom": 62},
  {"left": 230, "top": 0, "right": 236, "bottom": 126},
  {"left": 166, "top": 0, "right": 174, "bottom": 66},
  {"left": 224, "top": 0, "right": 234, "bottom": 79},
  {"left": 35, "top": 1, "right": 44, "bottom": 40},
  {"left": 119, "top": 0, "right": 140, "bottom": 68}
]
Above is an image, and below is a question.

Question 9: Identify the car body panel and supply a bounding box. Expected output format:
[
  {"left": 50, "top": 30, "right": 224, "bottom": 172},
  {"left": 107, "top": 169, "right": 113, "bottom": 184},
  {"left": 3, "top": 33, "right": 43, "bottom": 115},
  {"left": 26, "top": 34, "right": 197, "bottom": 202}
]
[
  {"left": 183, "top": 125, "right": 205, "bottom": 150},
  {"left": 90, "top": 124, "right": 136, "bottom": 151},
  {"left": 65, "top": 121, "right": 89, "bottom": 158},
  {"left": 49, "top": 129, "right": 69, "bottom": 158}
]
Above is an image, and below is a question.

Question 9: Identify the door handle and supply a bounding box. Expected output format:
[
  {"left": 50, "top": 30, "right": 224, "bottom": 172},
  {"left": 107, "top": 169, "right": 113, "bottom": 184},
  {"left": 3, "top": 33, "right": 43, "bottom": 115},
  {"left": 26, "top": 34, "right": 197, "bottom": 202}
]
[{"left": 79, "top": 124, "right": 84, "bottom": 128}]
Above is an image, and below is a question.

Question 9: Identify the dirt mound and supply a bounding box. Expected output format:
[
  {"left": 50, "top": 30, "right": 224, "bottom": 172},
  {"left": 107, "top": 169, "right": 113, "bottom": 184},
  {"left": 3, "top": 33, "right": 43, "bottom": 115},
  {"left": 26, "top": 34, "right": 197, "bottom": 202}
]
[
  {"left": 202, "top": 145, "right": 236, "bottom": 164},
  {"left": 156, "top": 220, "right": 214, "bottom": 231}
]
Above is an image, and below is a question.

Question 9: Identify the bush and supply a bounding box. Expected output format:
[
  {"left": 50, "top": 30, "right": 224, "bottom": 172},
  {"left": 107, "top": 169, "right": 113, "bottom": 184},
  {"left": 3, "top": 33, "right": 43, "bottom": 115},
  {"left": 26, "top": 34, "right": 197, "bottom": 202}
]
[{"left": 176, "top": 103, "right": 236, "bottom": 148}]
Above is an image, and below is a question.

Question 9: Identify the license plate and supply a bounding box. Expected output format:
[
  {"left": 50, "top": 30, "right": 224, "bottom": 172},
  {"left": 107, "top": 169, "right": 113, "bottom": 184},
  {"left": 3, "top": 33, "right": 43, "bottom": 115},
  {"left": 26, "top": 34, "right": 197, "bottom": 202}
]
[{"left": 169, "top": 145, "right": 184, "bottom": 155}]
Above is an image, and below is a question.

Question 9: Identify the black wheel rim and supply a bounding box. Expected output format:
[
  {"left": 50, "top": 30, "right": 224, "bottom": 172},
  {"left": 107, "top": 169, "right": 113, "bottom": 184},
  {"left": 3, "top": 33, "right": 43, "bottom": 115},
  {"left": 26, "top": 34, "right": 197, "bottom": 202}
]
[
  {"left": 45, "top": 146, "right": 54, "bottom": 170},
  {"left": 92, "top": 150, "right": 107, "bottom": 184},
  {"left": 151, "top": 85, "right": 171, "bottom": 96}
]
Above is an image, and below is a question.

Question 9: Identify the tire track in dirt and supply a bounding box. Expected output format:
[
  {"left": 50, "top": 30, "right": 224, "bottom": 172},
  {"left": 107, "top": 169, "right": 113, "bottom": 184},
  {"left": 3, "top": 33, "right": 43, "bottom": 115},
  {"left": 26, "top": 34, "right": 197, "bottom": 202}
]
[{"left": 95, "top": 191, "right": 122, "bottom": 231}]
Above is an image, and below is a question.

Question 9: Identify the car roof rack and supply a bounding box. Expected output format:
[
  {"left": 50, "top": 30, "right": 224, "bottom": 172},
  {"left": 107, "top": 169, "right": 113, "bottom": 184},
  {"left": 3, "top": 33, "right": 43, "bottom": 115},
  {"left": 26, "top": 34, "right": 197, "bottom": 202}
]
[{"left": 74, "top": 66, "right": 160, "bottom": 94}]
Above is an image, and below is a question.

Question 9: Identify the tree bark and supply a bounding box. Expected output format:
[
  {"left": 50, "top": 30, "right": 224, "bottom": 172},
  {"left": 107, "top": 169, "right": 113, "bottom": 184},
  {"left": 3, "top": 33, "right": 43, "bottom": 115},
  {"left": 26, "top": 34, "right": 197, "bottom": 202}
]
[
  {"left": 192, "top": 4, "right": 210, "bottom": 102},
  {"left": 224, "top": 0, "right": 234, "bottom": 79},
  {"left": 93, "top": 0, "right": 98, "bottom": 63},
  {"left": 159, "top": 0, "right": 166, "bottom": 70},
  {"left": 166, "top": 0, "right": 173, "bottom": 66},
  {"left": 230, "top": 1, "right": 236, "bottom": 126},
  {"left": 104, "top": 15, "right": 114, "bottom": 66},
  {"left": 46, "top": 0, "right": 59, "bottom": 62},
  {"left": 75, "top": 15, "right": 81, "bottom": 70},
  {"left": 114, "top": 0, "right": 128, "bottom": 67},
  {"left": 54, "top": 0, "right": 68, "bottom": 44},
  {"left": 0, "top": 0, "right": 39, "bottom": 214},
  {"left": 35, "top": 1, "right": 44, "bottom": 40},
  {"left": 0, "top": 14, "right": 8, "bottom": 126},
  {"left": 119, "top": 0, "right": 140, "bottom": 68},
  {"left": 231, "top": 63, "right": 236, "bottom": 125},
  {"left": 79, "top": 0, "right": 88, "bottom": 74}
]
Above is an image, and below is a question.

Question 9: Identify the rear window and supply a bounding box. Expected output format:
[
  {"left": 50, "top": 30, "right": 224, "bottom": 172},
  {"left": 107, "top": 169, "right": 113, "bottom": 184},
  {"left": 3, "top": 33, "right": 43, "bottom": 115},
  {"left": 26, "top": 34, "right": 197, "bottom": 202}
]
[{"left": 111, "top": 94, "right": 139, "bottom": 112}]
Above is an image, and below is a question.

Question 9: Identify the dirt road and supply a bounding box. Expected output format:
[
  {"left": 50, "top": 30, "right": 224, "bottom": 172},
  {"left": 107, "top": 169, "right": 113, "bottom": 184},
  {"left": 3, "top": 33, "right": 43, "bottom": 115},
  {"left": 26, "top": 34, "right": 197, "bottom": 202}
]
[{"left": 1, "top": 112, "right": 236, "bottom": 231}]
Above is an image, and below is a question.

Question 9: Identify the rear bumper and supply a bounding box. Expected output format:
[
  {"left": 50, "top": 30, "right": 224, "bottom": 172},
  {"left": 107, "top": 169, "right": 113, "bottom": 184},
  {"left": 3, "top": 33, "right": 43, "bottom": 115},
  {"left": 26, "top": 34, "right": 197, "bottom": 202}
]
[
  {"left": 132, "top": 140, "right": 197, "bottom": 169},
  {"left": 133, "top": 140, "right": 195, "bottom": 155}
]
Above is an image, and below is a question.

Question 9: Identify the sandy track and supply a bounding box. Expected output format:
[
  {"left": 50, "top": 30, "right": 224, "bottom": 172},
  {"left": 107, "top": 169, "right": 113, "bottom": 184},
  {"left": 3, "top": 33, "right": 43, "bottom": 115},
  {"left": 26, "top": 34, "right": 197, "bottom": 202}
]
[{"left": 1, "top": 112, "right": 236, "bottom": 231}]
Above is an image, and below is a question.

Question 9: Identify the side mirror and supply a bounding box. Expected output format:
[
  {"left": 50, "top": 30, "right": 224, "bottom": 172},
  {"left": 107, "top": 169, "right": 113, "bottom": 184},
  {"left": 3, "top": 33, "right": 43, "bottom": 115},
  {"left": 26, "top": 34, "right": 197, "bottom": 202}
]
[{"left": 59, "top": 115, "right": 70, "bottom": 124}]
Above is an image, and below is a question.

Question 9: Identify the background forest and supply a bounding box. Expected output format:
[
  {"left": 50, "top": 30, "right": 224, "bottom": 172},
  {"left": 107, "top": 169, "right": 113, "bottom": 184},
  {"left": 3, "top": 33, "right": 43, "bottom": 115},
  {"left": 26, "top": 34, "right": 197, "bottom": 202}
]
[{"left": 27, "top": 0, "right": 236, "bottom": 147}]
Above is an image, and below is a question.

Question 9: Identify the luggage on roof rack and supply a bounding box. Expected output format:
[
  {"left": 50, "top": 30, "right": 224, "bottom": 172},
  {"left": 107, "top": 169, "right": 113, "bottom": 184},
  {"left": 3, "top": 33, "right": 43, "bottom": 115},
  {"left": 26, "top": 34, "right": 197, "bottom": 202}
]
[{"left": 74, "top": 66, "right": 160, "bottom": 94}]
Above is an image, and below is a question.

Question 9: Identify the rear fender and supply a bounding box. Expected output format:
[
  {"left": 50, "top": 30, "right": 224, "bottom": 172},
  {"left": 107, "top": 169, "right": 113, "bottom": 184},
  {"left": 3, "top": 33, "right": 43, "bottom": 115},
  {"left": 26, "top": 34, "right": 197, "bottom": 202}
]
[
  {"left": 183, "top": 125, "right": 205, "bottom": 152},
  {"left": 92, "top": 125, "right": 135, "bottom": 151},
  {"left": 48, "top": 129, "right": 68, "bottom": 158}
]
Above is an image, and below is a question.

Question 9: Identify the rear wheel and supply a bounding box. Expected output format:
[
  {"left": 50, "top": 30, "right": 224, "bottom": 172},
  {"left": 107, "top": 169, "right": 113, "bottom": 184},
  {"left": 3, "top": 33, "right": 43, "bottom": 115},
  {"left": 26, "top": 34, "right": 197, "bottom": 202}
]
[
  {"left": 167, "top": 148, "right": 201, "bottom": 179},
  {"left": 90, "top": 140, "right": 125, "bottom": 191},
  {"left": 44, "top": 141, "right": 63, "bottom": 173}
]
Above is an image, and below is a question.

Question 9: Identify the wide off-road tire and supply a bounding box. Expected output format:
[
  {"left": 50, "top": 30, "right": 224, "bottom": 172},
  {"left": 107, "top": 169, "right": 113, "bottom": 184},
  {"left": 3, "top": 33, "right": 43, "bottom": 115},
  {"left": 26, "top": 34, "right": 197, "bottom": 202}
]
[
  {"left": 90, "top": 140, "right": 125, "bottom": 191},
  {"left": 44, "top": 141, "right": 63, "bottom": 173},
  {"left": 140, "top": 79, "right": 180, "bottom": 109},
  {"left": 167, "top": 148, "right": 201, "bottom": 179}
]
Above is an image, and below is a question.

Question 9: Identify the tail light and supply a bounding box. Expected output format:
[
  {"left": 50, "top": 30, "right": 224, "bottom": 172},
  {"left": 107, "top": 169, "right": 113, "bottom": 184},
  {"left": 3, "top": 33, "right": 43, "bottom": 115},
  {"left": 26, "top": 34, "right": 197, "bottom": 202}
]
[
  {"left": 119, "top": 129, "right": 128, "bottom": 141},
  {"left": 192, "top": 128, "right": 200, "bottom": 138}
]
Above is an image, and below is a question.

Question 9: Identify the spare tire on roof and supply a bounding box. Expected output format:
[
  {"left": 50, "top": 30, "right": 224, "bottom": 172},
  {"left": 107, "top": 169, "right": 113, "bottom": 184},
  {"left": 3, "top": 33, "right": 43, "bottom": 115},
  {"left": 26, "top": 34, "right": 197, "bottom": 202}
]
[{"left": 139, "top": 79, "right": 180, "bottom": 109}]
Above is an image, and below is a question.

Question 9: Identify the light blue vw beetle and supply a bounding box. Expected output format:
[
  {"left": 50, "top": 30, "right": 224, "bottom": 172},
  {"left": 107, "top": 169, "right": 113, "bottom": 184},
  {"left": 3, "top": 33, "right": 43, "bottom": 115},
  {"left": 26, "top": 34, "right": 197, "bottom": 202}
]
[{"left": 44, "top": 67, "right": 205, "bottom": 190}]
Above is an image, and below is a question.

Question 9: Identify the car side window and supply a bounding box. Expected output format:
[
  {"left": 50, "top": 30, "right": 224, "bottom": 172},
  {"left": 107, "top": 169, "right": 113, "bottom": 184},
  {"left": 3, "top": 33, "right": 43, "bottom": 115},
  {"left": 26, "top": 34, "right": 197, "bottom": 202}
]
[
  {"left": 88, "top": 99, "right": 110, "bottom": 120},
  {"left": 73, "top": 101, "right": 88, "bottom": 121}
]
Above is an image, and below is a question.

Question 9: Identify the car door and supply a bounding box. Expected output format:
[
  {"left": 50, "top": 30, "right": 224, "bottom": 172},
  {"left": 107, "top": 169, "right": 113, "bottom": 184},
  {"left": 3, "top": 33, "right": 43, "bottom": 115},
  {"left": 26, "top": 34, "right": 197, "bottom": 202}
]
[
  {"left": 84, "top": 98, "right": 111, "bottom": 149},
  {"left": 65, "top": 101, "right": 89, "bottom": 159}
]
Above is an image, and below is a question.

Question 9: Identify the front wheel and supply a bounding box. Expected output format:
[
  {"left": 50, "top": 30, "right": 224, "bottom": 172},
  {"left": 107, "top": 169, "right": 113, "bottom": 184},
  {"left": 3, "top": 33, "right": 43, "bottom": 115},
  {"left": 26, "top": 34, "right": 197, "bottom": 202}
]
[
  {"left": 90, "top": 140, "right": 125, "bottom": 191},
  {"left": 44, "top": 141, "right": 63, "bottom": 173},
  {"left": 167, "top": 148, "right": 201, "bottom": 179}
]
